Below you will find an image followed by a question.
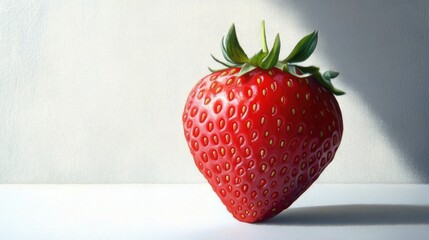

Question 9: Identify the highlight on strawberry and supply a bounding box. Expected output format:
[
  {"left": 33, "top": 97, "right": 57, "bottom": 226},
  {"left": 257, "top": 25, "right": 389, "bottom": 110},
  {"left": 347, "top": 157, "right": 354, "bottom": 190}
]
[{"left": 182, "top": 21, "right": 344, "bottom": 223}]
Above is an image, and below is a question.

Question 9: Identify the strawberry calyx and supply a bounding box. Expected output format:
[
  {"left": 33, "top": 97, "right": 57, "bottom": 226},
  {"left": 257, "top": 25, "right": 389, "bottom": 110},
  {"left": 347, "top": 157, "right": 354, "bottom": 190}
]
[{"left": 209, "top": 21, "right": 345, "bottom": 96}]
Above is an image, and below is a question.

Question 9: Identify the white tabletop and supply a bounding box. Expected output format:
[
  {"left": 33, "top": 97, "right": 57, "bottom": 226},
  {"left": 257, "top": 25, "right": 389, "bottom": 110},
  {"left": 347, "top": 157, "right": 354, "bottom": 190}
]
[{"left": 0, "top": 184, "right": 428, "bottom": 240}]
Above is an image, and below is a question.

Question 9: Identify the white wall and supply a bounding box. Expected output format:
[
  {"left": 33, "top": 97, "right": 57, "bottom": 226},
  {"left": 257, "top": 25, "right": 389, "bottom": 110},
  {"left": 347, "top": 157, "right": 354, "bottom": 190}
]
[{"left": 0, "top": 0, "right": 428, "bottom": 183}]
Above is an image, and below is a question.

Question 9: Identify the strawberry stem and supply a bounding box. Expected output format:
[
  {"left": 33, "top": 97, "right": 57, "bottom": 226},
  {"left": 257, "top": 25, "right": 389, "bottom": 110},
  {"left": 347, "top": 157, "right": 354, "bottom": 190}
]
[{"left": 261, "top": 20, "right": 268, "bottom": 54}]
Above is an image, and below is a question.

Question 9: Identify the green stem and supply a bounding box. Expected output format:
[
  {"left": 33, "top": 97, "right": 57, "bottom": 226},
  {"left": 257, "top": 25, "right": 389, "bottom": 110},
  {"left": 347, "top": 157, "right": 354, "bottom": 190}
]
[{"left": 261, "top": 20, "right": 268, "bottom": 53}]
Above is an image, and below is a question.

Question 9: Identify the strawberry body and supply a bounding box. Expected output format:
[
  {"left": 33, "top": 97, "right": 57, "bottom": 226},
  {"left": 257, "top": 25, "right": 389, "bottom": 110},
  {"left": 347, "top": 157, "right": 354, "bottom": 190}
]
[
  {"left": 183, "top": 22, "right": 344, "bottom": 223},
  {"left": 183, "top": 67, "right": 342, "bottom": 222}
]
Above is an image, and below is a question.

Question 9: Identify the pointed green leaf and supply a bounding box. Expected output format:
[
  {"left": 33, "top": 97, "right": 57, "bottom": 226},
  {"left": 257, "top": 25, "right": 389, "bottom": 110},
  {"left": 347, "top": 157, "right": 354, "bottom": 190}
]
[
  {"left": 260, "top": 34, "right": 281, "bottom": 70},
  {"left": 211, "top": 54, "right": 238, "bottom": 68},
  {"left": 312, "top": 69, "right": 344, "bottom": 95},
  {"left": 285, "top": 65, "right": 345, "bottom": 95},
  {"left": 250, "top": 50, "right": 268, "bottom": 66},
  {"left": 283, "top": 31, "right": 318, "bottom": 63},
  {"left": 294, "top": 65, "right": 320, "bottom": 76},
  {"left": 208, "top": 66, "right": 228, "bottom": 73},
  {"left": 237, "top": 63, "right": 256, "bottom": 76},
  {"left": 315, "top": 71, "right": 345, "bottom": 95},
  {"left": 283, "top": 64, "right": 315, "bottom": 77},
  {"left": 224, "top": 24, "right": 249, "bottom": 64},
  {"left": 221, "top": 36, "right": 235, "bottom": 64},
  {"left": 274, "top": 61, "right": 286, "bottom": 70},
  {"left": 323, "top": 70, "right": 339, "bottom": 79},
  {"left": 208, "top": 67, "right": 218, "bottom": 72}
]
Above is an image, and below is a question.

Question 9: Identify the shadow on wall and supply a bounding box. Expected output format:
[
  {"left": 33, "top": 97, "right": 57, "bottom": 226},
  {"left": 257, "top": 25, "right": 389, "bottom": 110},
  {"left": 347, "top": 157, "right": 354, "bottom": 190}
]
[{"left": 273, "top": 0, "right": 429, "bottom": 181}]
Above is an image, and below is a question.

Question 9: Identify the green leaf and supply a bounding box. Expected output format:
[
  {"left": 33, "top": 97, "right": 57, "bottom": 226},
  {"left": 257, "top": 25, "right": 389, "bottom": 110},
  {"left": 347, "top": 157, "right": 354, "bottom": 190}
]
[
  {"left": 250, "top": 50, "right": 268, "bottom": 66},
  {"left": 315, "top": 71, "right": 345, "bottom": 95},
  {"left": 312, "top": 69, "right": 344, "bottom": 95},
  {"left": 221, "top": 36, "right": 235, "bottom": 64},
  {"left": 282, "top": 64, "right": 314, "bottom": 77},
  {"left": 208, "top": 66, "right": 228, "bottom": 73},
  {"left": 211, "top": 54, "right": 238, "bottom": 68},
  {"left": 260, "top": 34, "right": 281, "bottom": 70},
  {"left": 224, "top": 24, "right": 249, "bottom": 64},
  {"left": 284, "top": 65, "right": 345, "bottom": 96},
  {"left": 323, "top": 70, "right": 339, "bottom": 79},
  {"left": 274, "top": 61, "right": 286, "bottom": 70},
  {"left": 294, "top": 65, "right": 320, "bottom": 76},
  {"left": 283, "top": 31, "right": 318, "bottom": 63},
  {"left": 237, "top": 63, "right": 256, "bottom": 76}
]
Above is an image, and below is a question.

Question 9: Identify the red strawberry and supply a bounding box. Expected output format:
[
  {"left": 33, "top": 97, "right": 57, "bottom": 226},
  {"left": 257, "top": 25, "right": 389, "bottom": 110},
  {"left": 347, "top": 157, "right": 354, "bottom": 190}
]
[{"left": 182, "top": 21, "right": 344, "bottom": 223}]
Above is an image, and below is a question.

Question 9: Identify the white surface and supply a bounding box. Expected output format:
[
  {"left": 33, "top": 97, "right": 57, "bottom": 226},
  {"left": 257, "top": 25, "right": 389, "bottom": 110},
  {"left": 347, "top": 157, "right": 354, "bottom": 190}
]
[
  {"left": 0, "top": 184, "right": 428, "bottom": 240},
  {"left": 0, "top": 1, "right": 428, "bottom": 183}
]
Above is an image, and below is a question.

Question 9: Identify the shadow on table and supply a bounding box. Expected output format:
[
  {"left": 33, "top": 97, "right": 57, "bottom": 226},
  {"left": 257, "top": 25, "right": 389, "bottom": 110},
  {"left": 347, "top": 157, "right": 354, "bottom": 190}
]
[{"left": 263, "top": 204, "right": 429, "bottom": 226}]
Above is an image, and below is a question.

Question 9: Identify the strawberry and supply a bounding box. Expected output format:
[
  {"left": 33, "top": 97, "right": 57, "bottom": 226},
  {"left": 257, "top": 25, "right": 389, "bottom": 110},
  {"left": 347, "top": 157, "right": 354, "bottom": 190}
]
[{"left": 182, "top": 21, "right": 344, "bottom": 223}]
